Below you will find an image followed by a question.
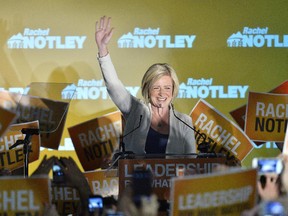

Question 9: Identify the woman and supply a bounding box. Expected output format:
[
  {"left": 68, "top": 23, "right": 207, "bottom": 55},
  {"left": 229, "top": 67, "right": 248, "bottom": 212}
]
[{"left": 95, "top": 16, "right": 196, "bottom": 156}]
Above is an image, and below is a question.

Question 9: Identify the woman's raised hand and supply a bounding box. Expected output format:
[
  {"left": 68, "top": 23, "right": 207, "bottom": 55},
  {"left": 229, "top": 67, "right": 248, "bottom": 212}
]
[{"left": 95, "top": 16, "right": 114, "bottom": 57}]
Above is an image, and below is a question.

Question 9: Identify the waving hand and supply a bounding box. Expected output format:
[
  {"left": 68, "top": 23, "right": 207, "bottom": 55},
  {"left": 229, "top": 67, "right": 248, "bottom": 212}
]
[{"left": 95, "top": 16, "right": 114, "bottom": 57}]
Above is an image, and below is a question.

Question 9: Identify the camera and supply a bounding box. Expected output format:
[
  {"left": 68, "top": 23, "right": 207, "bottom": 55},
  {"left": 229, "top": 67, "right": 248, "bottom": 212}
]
[
  {"left": 52, "top": 164, "right": 65, "bottom": 183},
  {"left": 252, "top": 157, "right": 283, "bottom": 175},
  {"left": 88, "top": 195, "right": 103, "bottom": 215}
]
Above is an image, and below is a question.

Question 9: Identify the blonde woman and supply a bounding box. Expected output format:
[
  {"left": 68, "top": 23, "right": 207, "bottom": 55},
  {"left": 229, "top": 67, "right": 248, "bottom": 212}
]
[{"left": 95, "top": 16, "right": 196, "bottom": 156}]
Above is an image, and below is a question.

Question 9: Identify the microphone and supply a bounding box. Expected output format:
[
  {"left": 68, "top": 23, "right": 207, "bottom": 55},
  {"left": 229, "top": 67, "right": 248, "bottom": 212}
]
[
  {"left": 21, "top": 128, "right": 40, "bottom": 135},
  {"left": 9, "top": 128, "right": 39, "bottom": 150},
  {"left": 109, "top": 115, "right": 143, "bottom": 168},
  {"left": 170, "top": 104, "right": 217, "bottom": 157},
  {"left": 120, "top": 115, "right": 142, "bottom": 152}
]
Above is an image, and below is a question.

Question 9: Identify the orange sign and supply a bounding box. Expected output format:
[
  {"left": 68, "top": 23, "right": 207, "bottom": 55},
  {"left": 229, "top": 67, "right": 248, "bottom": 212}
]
[
  {"left": 170, "top": 168, "right": 257, "bottom": 216},
  {"left": 0, "top": 121, "right": 40, "bottom": 171},
  {"left": 68, "top": 111, "right": 122, "bottom": 171},
  {"left": 283, "top": 122, "right": 288, "bottom": 155},
  {"left": 245, "top": 91, "right": 288, "bottom": 142},
  {"left": 51, "top": 185, "right": 80, "bottom": 215},
  {"left": 0, "top": 107, "right": 16, "bottom": 138},
  {"left": 230, "top": 80, "right": 288, "bottom": 130},
  {"left": 190, "top": 99, "right": 254, "bottom": 164},
  {"left": 84, "top": 169, "right": 118, "bottom": 197},
  {"left": 0, "top": 175, "right": 51, "bottom": 215},
  {"left": 118, "top": 157, "right": 225, "bottom": 200}
]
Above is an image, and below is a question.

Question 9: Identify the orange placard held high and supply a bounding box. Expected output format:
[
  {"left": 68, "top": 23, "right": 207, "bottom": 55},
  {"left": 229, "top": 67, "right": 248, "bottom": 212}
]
[
  {"left": 0, "top": 106, "right": 16, "bottom": 138},
  {"left": 230, "top": 80, "right": 288, "bottom": 132},
  {"left": 68, "top": 111, "right": 122, "bottom": 171},
  {"left": 0, "top": 121, "right": 40, "bottom": 171},
  {"left": 170, "top": 168, "right": 257, "bottom": 216},
  {"left": 245, "top": 91, "right": 288, "bottom": 142},
  {"left": 190, "top": 99, "right": 254, "bottom": 165},
  {"left": 84, "top": 169, "right": 118, "bottom": 197},
  {"left": 283, "top": 122, "right": 288, "bottom": 155},
  {"left": 0, "top": 175, "right": 51, "bottom": 215}
]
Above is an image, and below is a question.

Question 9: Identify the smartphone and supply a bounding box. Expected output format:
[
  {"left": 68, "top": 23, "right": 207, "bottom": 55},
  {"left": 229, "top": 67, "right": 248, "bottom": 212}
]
[
  {"left": 252, "top": 158, "right": 283, "bottom": 175},
  {"left": 88, "top": 195, "right": 103, "bottom": 215},
  {"left": 261, "top": 201, "right": 286, "bottom": 215},
  {"left": 52, "top": 164, "right": 65, "bottom": 182},
  {"left": 131, "top": 169, "right": 153, "bottom": 208}
]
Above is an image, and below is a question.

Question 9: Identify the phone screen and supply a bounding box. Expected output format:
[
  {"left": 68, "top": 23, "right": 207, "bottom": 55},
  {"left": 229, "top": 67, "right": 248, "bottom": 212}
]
[
  {"left": 88, "top": 195, "right": 103, "bottom": 214},
  {"left": 263, "top": 201, "right": 285, "bottom": 215},
  {"left": 52, "top": 164, "right": 65, "bottom": 182},
  {"left": 252, "top": 158, "right": 283, "bottom": 175}
]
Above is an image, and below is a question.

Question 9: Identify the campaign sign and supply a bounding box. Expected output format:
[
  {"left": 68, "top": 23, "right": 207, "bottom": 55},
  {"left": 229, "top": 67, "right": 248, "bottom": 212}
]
[
  {"left": 84, "top": 169, "right": 118, "bottom": 197},
  {"left": 68, "top": 111, "right": 122, "bottom": 171},
  {"left": 283, "top": 122, "right": 288, "bottom": 155},
  {"left": 0, "top": 106, "right": 16, "bottom": 138},
  {"left": 190, "top": 99, "right": 254, "bottom": 165},
  {"left": 245, "top": 92, "right": 288, "bottom": 142},
  {"left": 170, "top": 168, "right": 257, "bottom": 216},
  {"left": 0, "top": 121, "right": 40, "bottom": 171},
  {"left": 0, "top": 175, "right": 51, "bottom": 215},
  {"left": 51, "top": 185, "right": 80, "bottom": 215},
  {"left": 230, "top": 80, "right": 288, "bottom": 131}
]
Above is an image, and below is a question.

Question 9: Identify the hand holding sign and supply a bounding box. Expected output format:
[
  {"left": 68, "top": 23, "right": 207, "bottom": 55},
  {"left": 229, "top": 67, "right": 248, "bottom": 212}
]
[{"left": 54, "top": 157, "right": 92, "bottom": 215}]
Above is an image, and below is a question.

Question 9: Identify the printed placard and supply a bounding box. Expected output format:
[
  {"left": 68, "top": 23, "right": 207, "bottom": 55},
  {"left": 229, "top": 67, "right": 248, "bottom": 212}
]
[
  {"left": 84, "top": 169, "right": 118, "bottom": 197},
  {"left": 51, "top": 185, "right": 80, "bottom": 215},
  {"left": 170, "top": 168, "right": 257, "bottom": 216},
  {"left": 0, "top": 121, "right": 40, "bottom": 171},
  {"left": 118, "top": 157, "right": 225, "bottom": 200},
  {"left": 0, "top": 175, "right": 51, "bottom": 215},
  {"left": 230, "top": 80, "right": 288, "bottom": 131},
  {"left": 283, "top": 122, "right": 288, "bottom": 155},
  {"left": 0, "top": 106, "right": 16, "bottom": 138},
  {"left": 245, "top": 92, "right": 288, "bottom": 142},
  {"left": 190, "top": 99, "right": 254, "bottom": 164},
  {"left": 68, "top": 111, "right": 122, "bottom": 171}
]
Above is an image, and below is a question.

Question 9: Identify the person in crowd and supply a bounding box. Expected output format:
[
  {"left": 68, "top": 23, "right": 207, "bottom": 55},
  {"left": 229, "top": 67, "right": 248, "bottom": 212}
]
[
  {"left": 241, "top": 154, "right": 288, "bottom": 216},
  {"left": 94, "top": 16, "right": 196, "bottom": 156},
  {"left": 117, "top": 185, "right": 159, "bottom": 216},
  {"left": 53, "top": 156, "right": 93, "bottom": 216},
  {"left": 32, "top": 155, "right": 93, "bottom": 216}
]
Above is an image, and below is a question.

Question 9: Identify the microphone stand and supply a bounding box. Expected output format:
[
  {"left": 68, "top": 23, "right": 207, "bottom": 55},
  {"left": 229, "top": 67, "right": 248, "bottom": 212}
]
[
  {"left": 109, "top": 115, "right": 143, "bottom": 168},
  {"left": 171, "top": 104, "right": 222, "bottom": 158},
  {"left": 9, "top": 128, "right": 40, "bottom": 178}
]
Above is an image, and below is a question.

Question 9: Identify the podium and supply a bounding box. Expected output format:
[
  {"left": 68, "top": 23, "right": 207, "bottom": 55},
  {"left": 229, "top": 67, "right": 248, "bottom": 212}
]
[{"left": 118, "top": 157, "right": 226, "bottom": 201}]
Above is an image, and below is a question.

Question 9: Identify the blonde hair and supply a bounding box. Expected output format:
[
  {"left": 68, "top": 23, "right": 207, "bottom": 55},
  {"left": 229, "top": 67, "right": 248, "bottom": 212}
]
[{"left": 141, "top": 63, "right": 179, "bottom": 103}]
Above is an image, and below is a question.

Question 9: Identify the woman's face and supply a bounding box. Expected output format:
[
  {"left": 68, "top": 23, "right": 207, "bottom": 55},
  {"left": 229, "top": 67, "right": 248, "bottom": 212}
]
[{"left": 149, "top": 75, "right": 173, "bottom": 108}]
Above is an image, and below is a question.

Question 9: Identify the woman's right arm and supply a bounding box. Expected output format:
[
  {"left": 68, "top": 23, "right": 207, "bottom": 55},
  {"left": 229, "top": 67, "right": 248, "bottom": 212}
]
[{"left": 95, "top": 16, "right": 132, "bottom": 114}]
